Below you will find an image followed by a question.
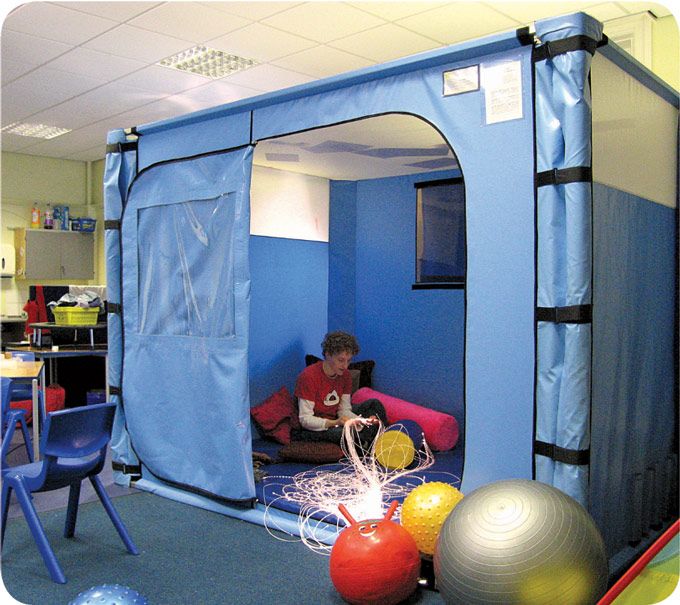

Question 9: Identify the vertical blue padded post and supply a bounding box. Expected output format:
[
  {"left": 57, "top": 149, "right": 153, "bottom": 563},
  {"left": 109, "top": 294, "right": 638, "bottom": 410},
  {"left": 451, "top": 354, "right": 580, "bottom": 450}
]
[
  {"left": 103, "top": 128, "right": 139, "bottom": 487},
  {"left": 533, "top": 13, "right": 603, "bottom": 507}
]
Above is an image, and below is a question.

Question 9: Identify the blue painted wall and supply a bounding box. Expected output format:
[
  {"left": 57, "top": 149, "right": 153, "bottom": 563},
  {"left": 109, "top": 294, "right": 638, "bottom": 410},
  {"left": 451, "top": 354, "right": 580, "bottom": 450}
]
[
  {"left": 248, "top": 235, "right": 328, "bottom": 405},
  {"left": 330, "top": 170, "right": 465, "bottom": 426},
  {"left": 328, "top": 181, "right": 357, "bottom": 335}
]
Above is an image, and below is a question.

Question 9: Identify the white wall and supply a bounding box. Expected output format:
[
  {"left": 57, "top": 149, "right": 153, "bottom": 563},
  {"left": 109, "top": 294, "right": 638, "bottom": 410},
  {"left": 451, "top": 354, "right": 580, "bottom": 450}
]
[{"left": 250, "top": 164, "right": 329, "bottom": 242}]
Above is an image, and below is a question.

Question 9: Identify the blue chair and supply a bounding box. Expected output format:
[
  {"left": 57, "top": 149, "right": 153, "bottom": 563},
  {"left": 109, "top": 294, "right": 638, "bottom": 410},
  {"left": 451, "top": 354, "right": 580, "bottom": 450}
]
[
  {"left": 1, "top": 377, "right": 33, "bottom": 465},
  {"left": 1, "top": 402, "right": 138, "bottom": 583},
  {"left": 8, "top": 352, "right": 37, "bottom": 407}
]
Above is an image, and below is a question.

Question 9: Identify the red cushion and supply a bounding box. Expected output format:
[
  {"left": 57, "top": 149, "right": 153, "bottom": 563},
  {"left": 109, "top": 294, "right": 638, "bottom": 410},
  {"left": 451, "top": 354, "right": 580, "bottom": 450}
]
[
  {"left": 352, "top": 387, "right": 459, "bottom": 451},
  {"left": 250, "top": 386, "right": 298, "bottom": 445},
  {"left": 10, "top": 383, "right": 66, "bottom": 424},
  {"left": 278, "top": 441, "right": 344, "bottom": 463}
]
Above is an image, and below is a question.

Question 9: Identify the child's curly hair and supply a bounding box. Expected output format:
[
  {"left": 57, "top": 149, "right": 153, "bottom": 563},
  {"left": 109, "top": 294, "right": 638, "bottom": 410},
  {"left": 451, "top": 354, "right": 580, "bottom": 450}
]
[{"left": 321, "top": 331, "right": 360, "bottom": 357}]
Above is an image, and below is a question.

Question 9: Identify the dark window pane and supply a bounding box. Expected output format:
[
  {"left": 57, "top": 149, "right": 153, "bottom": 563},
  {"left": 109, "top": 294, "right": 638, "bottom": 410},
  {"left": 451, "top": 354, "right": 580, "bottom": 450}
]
[{"left": 416, "top": 180, "right": 465, "bottom": 284}]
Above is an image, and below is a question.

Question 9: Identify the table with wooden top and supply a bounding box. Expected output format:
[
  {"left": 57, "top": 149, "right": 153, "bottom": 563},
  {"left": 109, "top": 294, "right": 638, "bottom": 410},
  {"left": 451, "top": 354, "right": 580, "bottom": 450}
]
[{"left": 0, "top": 358, "right": 45, "bottom": 461}]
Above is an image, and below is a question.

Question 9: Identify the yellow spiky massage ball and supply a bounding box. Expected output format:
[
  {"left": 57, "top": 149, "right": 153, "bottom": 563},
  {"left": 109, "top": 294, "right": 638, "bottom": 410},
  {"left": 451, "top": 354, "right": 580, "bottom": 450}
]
[{"left": 401, "top": 482, "right": 464, "bottom": 555}]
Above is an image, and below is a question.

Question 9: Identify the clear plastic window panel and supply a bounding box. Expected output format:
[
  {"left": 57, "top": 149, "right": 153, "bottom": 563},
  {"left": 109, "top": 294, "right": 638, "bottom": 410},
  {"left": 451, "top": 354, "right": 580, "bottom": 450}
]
[{"left": 137, "top": 194, "right": 236, "bottom": 338}]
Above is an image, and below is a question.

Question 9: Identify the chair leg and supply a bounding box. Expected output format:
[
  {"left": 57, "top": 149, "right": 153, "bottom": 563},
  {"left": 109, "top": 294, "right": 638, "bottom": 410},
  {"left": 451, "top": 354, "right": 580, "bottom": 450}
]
[
  {"left": 17, "top": 417, "right": 33, "bottom": 463},
  {"left": 1, "top": 421, "right": 17, "bottom": 467},
  {"left": 90, "top": 475, "right": 139, "bottom": 555},
  {"left": 64, "top": 481, "right": 81, "bottom": 538},
  {"left": 11, "top": 477, "right": 66, "bottom": 584},
  {"left": 1, "top": 481, "right": 12, "bottom": 547}
]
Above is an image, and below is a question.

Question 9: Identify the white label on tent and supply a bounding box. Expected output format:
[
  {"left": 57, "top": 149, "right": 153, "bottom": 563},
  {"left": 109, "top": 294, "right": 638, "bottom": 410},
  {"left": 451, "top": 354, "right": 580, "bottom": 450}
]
[
  {"left": 481, "top": 60, "right": 523, "bottom": 124},
  {"left": 443, "top": 65, "right": 479, "bottom": 96}
]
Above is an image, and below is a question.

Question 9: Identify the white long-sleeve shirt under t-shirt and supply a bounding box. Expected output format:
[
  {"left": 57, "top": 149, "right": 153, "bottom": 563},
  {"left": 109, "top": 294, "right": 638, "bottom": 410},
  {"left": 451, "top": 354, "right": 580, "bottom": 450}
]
[{"left": 298, "top": 394, "right": 358, "bottom": 431}]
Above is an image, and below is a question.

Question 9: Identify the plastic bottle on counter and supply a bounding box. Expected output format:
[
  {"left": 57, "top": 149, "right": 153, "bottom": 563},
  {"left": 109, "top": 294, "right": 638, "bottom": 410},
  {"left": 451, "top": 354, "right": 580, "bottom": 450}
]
[
  {"left": 30, "top": 204, "right": 40, "bottom": 228},
  {"left": 43, "top": 203, "right": 53, "bottom": 229}
]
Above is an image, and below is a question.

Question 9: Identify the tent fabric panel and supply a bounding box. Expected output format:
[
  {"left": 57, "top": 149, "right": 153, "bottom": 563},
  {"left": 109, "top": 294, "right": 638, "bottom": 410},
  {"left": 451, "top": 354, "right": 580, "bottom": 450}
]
[
  {"left": 534, "top": 13, "right": 603, "bottom": 506},
  {"left": 120, "top": 148, "right": 255, "bottom": 502},
  {"left": 592, "top": 53, "right": 678, "bottom": 210},
  {"left": 104, "top": 128, "right": 139, "bottom": 486},
  {"left": 252, "top": 46, "right": 538, "bottom": 494},
  {"left": 590, "top": 183, "right": 676, "bottom": 556},
  {"left": 136, "top": 111, "right": 252, "bottom": 172}
]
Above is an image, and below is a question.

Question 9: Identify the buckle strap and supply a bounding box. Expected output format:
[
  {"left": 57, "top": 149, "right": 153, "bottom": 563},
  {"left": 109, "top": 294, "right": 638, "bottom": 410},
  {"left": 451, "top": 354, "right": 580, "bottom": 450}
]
[
  {"left": 111, "top": 461, "right": 142, "bottom": 478},
  {"left": 533, "top": 34, "right": 600, "bottom": 62},
  {"left": 535, "top": 440, "right": 590, "bottom": 465},
  {"left": 106, "top": 302, "right": 121, "bottom": 315},
  {"left": 106, "top": 141, "right": 138, "bottom": 154},
  {"left": 537, "top": 304, "right": 592, "bottom": 324},
  {"left": 537, "top": 166, "right": 592, "bottom": 187}
]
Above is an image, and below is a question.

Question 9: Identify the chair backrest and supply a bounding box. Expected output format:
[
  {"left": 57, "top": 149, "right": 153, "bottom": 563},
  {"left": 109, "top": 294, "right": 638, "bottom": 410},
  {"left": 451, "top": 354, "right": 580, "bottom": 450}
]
[
  {"left": 10, "top": 351, "right": 35, "bottom": 361},
  {"left": 41, "top": 402, "right": 116, "bottom": 459},
  {"left": 1, "top": 377, "right": 11, "bottom": 418}
]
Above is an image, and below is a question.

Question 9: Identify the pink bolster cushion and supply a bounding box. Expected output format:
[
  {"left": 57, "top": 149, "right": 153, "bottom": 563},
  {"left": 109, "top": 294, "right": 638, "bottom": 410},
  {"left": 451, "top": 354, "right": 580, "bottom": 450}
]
[{"left": 352, "top": 387, "right": 459, "bottom": 451}]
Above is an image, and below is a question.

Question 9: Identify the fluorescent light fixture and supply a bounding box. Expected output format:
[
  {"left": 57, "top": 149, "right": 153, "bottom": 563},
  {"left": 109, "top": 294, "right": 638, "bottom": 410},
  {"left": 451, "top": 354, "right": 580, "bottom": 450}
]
[
  {"left": 158, "top": 46, "right": 258, "bottom": 79},
  {"left": 1, "top": 122, "right": 71, "bottom": 139}
]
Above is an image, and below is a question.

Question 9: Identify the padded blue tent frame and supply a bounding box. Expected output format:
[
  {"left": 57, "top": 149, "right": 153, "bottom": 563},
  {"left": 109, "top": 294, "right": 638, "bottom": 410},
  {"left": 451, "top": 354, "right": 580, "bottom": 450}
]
[{"left": 105, "top": 12, "right": 677, "bottom": 563}]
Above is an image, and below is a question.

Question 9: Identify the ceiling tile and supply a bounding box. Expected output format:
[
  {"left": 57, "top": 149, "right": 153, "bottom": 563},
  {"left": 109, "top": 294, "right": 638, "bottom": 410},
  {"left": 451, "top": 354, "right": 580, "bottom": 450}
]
[
  {"left": 82, "top": 24, "right": 194, "bottom": 63},
  {"left": 262, "top": 3, "right": 386, "bottom": 43},
  {"left": 202, "top": 2, "right": 302, "bottom": 21},
  {"left": 348, "top": 2, "right": 448, "bottom": 21},
  {"left": 488, "top": 2, "right": 625, "bottom": 25},
  {"left": 0, "top": 131, "right": 40, "bottom": 153},
  {"left": 396, "top": 3, "right": 521, "bottom": 44},
  {"left": 272, "top": 45, "right": 375, "bottom": 78},
  {"left": 169, "top": 80, "right": 263, "bottom": 105},
  {"left": 615, "top": 2, "right": 672, "bottom": 17},
  {"left": 1, "top": 66, "right": 105, "bottom": 124},
  {"left": 28, "top": 82, "right": 166, "bottom": 129},
  {"left": 329, "top": 23, "right": 441, "bottom": 62},
  {"left": 91, "top": 99, "right": 185, "bottom": 133},
  {"left": 21, "top": 127, "right": 106, "bottom": 157},
  {"left": 0, "top": 30, "right": 74, "bottom": 72},
  {"left": 129, "top": 2, "right": 252, "bottom": 43},
  {"left": 583, "top": 3, "right": 632, "bottom": 21},
  {"left": 3, "top": 3, "right": 118, "bottom": 46},
  {"left": 208, "top": 22, "right": 317, "bottom": 62},
  {"left": 115, "top": 64, "right": 210, "bottom": 95},
  {"left": 51, "top": 2, "right": 163, "bottom": 23},
  {"left": 1, "top": 57, "right": 35, "bottom": 85},
  {"left": 224, "top": 63, "right": 314, "bottom": 92},
  {"left": 44, "top": 47, "right": 146, "bottom": 81}
]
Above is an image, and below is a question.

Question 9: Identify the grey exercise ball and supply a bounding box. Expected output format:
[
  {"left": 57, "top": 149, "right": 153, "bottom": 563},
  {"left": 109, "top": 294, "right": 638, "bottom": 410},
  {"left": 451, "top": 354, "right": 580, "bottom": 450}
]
[{"left": 434, "top": 479, "right": 608, "bottom": 605}]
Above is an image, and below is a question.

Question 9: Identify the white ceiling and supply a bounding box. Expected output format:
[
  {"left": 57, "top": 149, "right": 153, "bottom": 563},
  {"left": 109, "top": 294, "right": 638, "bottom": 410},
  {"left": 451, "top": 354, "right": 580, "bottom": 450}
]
[{"left": 1, "top": 1, "right": 672, "bottom": 165}]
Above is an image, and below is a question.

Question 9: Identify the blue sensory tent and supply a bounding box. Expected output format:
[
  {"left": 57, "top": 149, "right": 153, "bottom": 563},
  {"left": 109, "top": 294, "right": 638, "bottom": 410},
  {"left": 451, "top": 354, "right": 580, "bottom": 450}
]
[{"left": 104, "top": 12, "right": 677, "bottom": 565}]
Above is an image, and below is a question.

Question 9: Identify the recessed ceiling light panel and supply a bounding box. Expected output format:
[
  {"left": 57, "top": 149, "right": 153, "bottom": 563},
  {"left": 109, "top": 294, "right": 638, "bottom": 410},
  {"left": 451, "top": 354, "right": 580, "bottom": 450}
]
[
  {"left": 1, "top": 122, "right": 71, "bottom": 139},
  {"left": 157, "top": 46, "right": 258, "bottom": 79}
]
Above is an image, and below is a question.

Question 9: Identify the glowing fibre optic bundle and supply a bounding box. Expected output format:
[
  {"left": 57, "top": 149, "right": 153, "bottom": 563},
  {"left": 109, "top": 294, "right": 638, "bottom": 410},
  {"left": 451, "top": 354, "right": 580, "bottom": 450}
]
[{"left": 262, "top": 421, "right": 455, "bottom": 554}]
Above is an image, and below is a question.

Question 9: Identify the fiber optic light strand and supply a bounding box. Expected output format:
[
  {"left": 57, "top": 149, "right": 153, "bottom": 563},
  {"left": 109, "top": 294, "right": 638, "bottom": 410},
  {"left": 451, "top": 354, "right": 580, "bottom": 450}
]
[{"left": 261, "top": 421, "right": 459, "bottom": 554}]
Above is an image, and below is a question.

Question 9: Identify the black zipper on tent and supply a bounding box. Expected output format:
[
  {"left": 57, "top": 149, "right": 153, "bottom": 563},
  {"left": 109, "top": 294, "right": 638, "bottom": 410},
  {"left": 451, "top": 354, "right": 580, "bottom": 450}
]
[{"left": 530, "top": 34, "right": 540, "bottom": 482}]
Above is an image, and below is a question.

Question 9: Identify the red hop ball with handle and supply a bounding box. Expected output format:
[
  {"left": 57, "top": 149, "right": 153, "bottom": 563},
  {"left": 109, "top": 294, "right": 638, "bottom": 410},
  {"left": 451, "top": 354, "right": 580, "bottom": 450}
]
[{"left": 330, "top": 500, "right": 421, "bottom": 605}]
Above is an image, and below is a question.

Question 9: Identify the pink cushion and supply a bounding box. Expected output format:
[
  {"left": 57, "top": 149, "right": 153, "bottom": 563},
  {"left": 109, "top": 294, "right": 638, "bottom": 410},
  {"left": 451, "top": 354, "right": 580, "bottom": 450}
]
[
  {"left": 250, "top": 386, "right": 299, "bottom": 445},
  {"left": 352, "top": 387, "right": 459, "bottom": 451}
]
